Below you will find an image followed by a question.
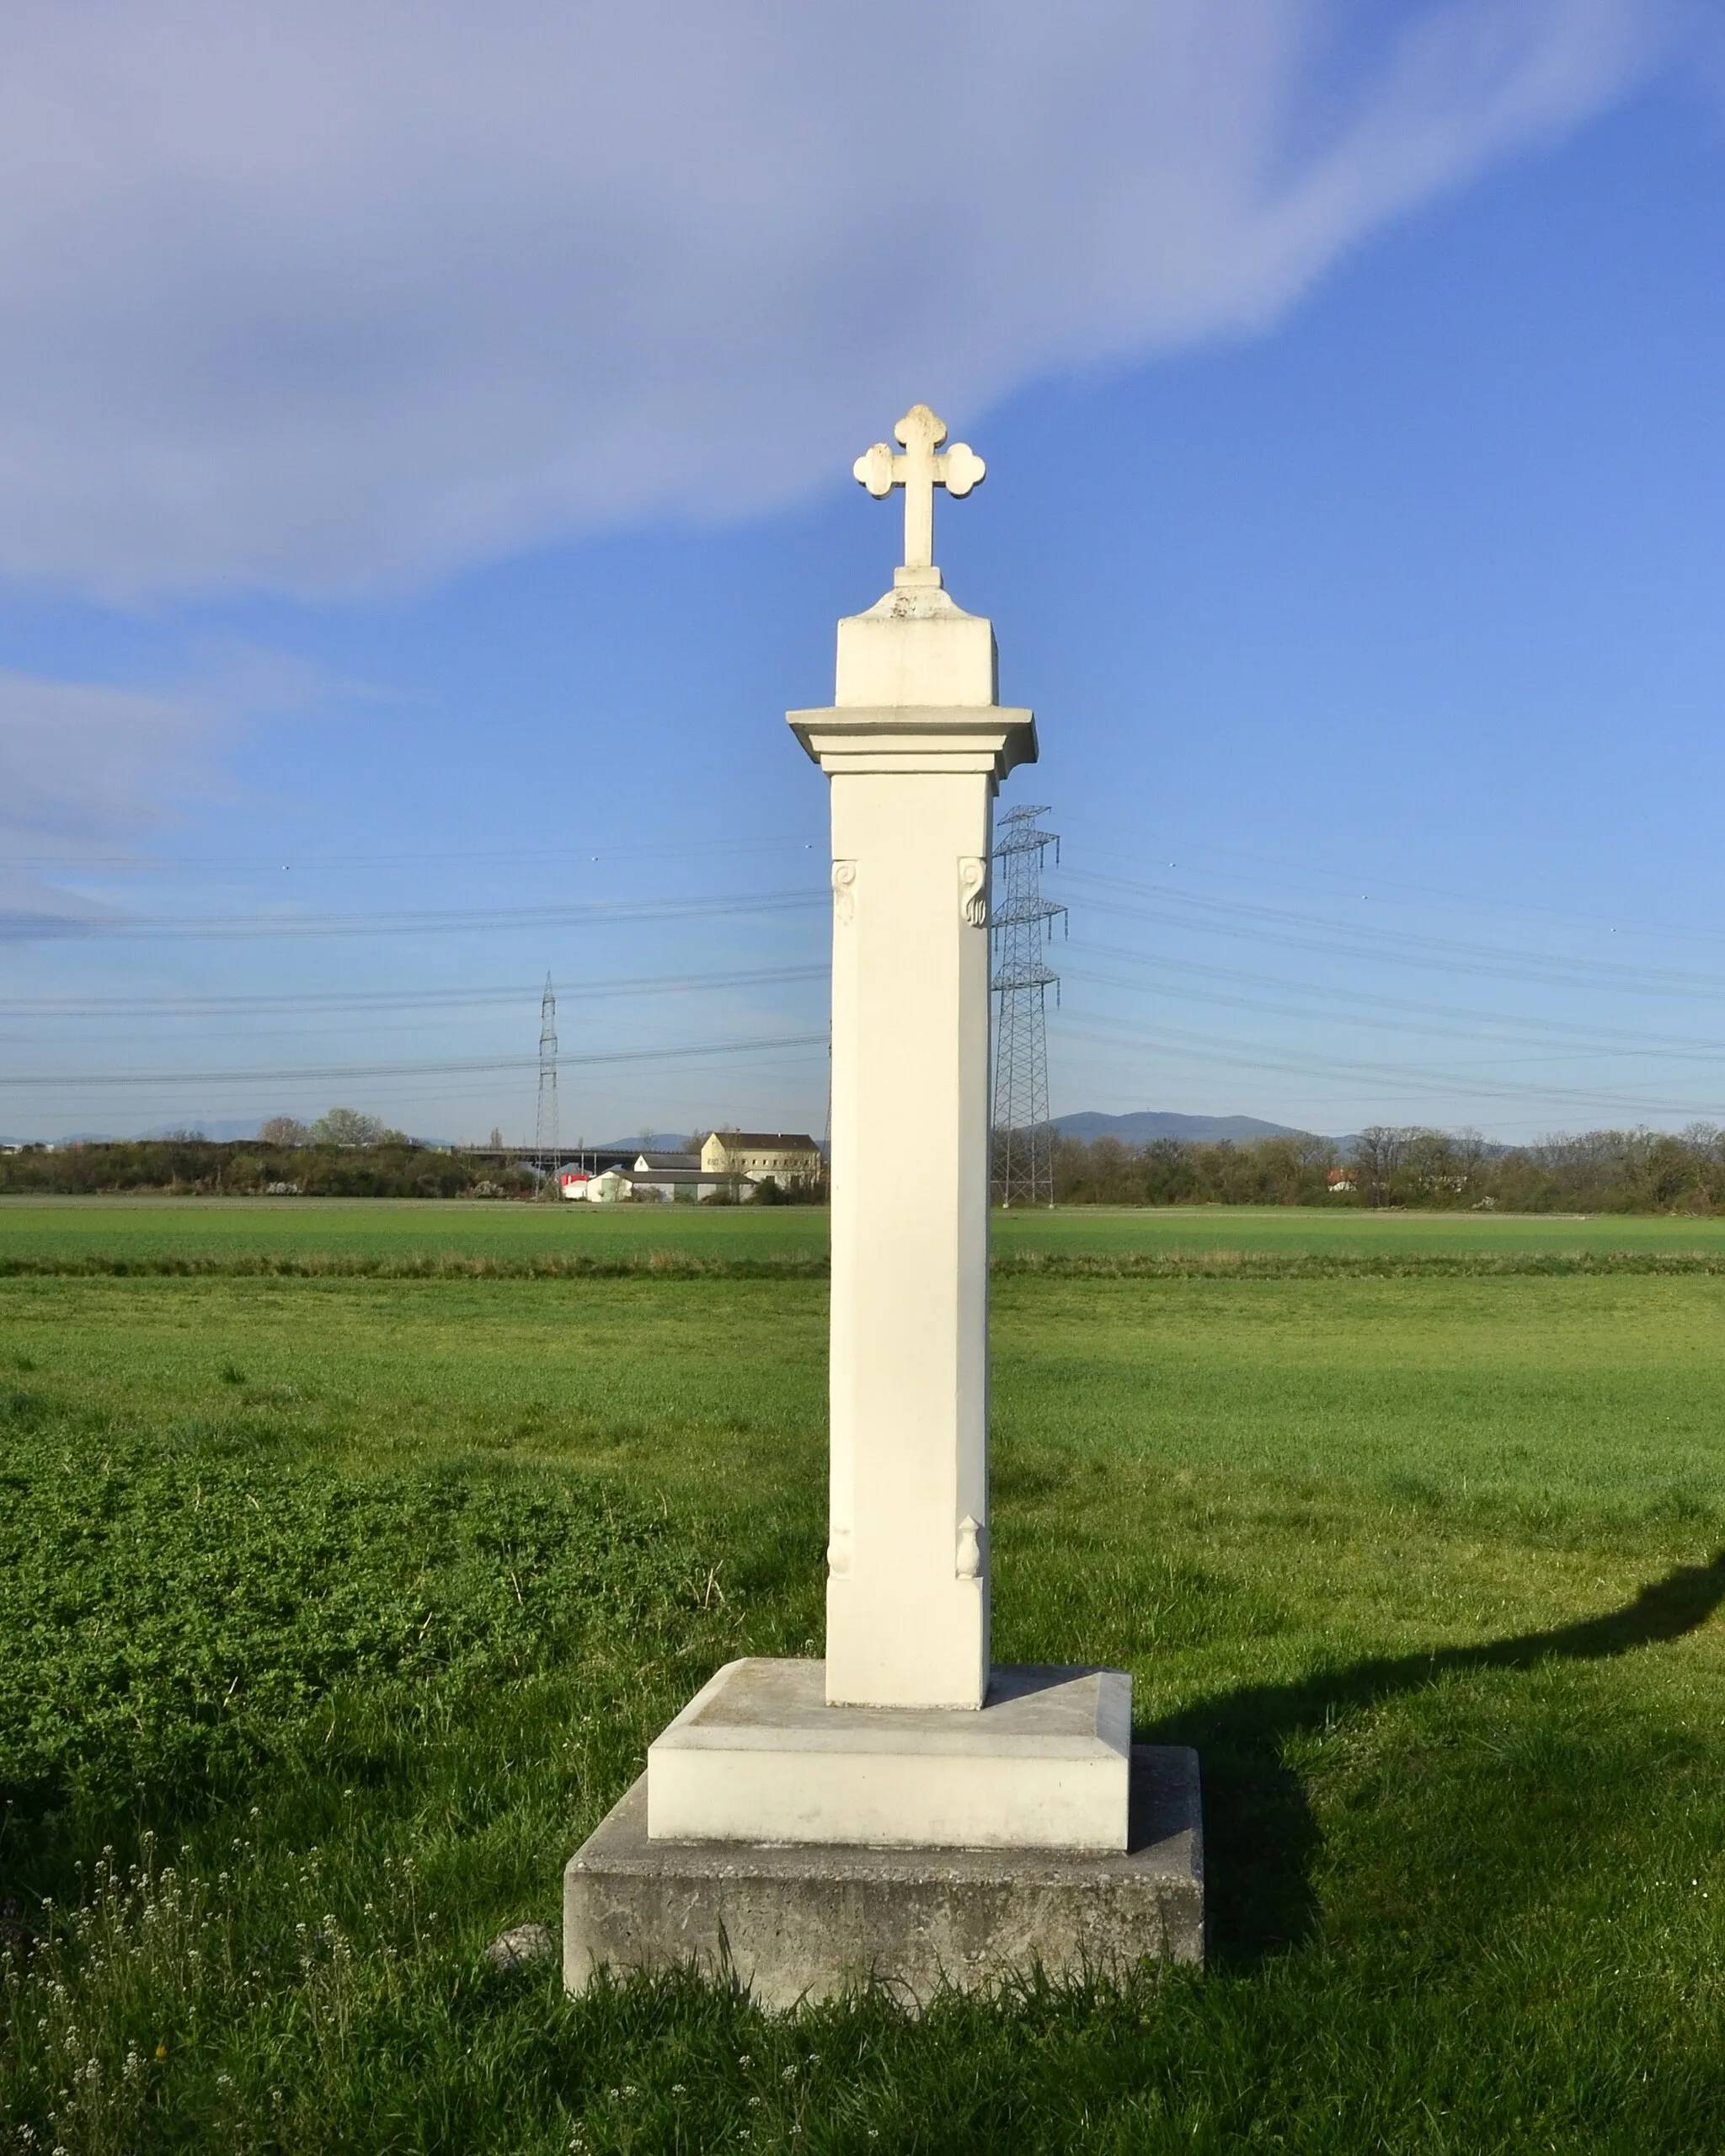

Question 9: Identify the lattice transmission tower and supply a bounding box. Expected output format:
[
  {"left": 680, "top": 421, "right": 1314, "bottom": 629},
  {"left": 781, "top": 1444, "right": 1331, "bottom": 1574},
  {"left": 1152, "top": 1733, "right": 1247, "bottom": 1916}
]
[
  {"left": 990, "top": 805, "right": 1065, "bottom": 1206},
  {"left": 535, "top": 973, "right": 559, "bottom": 1192}
]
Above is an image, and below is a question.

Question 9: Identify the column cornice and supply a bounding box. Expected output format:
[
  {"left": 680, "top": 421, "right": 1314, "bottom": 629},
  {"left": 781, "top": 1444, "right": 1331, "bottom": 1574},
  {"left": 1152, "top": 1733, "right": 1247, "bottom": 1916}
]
[{"left": 788, "top": 704, "right": 1037, "bottom": 780}]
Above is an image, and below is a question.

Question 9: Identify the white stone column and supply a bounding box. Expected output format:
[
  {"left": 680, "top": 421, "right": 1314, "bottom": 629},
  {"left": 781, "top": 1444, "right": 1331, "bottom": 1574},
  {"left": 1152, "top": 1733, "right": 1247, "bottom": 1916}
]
[
  {"left": 596, "top": 408, "right": 1140, "bottom": 1866},
  {"left": 792, "top": 575, "right": 1034, "bottom": 1708}
]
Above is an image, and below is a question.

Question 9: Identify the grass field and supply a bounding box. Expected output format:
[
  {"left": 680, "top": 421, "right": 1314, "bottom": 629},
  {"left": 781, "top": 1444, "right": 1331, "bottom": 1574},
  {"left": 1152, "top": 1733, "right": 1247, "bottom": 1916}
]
[
  {"left": 11, "top": 1193, "right": 1725, "bottom": 1265},
  {"left": 0, "top": 1194, "right": 831, "bottom": 1264},
  {"left": 6, "top": 1201, "right": 1725, "bottom": 2149}
]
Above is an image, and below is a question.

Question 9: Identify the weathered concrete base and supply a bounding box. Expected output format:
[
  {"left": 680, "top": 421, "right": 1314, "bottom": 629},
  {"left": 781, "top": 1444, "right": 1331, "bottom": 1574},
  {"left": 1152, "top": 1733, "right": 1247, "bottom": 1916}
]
[{"left": 564, "top": 1744, "right": 1202, "bottom": 2009}]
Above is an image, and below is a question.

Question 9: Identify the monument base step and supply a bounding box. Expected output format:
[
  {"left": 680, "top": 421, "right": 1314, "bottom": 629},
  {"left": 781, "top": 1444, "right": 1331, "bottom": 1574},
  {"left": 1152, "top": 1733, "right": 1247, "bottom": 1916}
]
[
  {"left": 647, "top": 1657, "right": 1132, "bottom": 1850},
  {"left": 563, "top": 1744, "right": 1203, "bottom": 2009}
]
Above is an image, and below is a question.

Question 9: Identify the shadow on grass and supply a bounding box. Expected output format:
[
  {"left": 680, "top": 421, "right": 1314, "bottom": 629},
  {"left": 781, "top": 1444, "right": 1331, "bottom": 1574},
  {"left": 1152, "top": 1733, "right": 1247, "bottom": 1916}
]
[{"left": 1149, "top": 1548, "right": 1725, "bottom": 1968}]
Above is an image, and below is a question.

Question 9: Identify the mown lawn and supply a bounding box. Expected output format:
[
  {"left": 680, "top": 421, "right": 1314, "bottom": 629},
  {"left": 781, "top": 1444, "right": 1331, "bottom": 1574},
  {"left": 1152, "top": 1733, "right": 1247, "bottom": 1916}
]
[{"left": 4, "top": 1203, "right": 1725, "bottom": 2150}]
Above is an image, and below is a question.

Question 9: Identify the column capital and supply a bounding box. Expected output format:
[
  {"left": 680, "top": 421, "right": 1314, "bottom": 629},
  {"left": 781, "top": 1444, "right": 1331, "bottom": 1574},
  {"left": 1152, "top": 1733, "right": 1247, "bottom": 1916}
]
[{"left": 788, "top": 704, "right": 1038, "bottom": 780}]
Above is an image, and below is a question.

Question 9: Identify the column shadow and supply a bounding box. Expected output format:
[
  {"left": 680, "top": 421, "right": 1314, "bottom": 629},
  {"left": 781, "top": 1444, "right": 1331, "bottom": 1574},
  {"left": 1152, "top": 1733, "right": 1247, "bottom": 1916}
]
[{"left": 1142, "top": 1549, "right": 1725, "bottom": 1968}]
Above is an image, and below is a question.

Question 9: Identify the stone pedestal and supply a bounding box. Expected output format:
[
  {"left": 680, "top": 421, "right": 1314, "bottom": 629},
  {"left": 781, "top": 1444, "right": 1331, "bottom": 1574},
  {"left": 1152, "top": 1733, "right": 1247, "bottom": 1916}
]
[
  {"left": 647, "top": 1660, "right": 1130, "bottom": 1851},
  {"left": 565, "top": 1744, "right": 1203, "bottom": 2009}
]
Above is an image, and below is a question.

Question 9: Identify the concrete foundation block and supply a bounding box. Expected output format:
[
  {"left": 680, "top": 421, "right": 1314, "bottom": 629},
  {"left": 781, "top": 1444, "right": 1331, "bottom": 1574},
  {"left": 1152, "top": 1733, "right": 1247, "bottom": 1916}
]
[{"left": 564, "top": 1744, "right": 1202, "bottom": 2009}]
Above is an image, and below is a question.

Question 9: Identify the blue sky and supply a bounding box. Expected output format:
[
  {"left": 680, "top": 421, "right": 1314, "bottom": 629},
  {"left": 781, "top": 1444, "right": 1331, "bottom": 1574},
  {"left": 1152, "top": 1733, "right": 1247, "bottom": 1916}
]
[{"left": 5, "top": 2, "right": 1725, "bottom": 1145}]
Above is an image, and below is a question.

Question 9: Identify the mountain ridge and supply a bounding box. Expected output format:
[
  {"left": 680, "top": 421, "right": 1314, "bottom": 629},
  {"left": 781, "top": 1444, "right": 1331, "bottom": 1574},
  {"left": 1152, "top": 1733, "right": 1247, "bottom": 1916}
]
[{"left": 1055, "top": 1110, "right": 1331, "bottom": 1145}]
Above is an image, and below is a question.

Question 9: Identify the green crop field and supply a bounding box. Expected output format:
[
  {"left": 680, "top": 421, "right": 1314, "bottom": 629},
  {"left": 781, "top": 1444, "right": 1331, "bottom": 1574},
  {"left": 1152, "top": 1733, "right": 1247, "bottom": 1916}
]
[
  {"left": 12, "top": 1194, "right": 1725, "bottom": 1269},
  {"left": 6, "top": 1200, "right": 1725, "bottom": 2150},
  {"left": 0, "top": 1193, "right": 831, "bottom": 1265}
]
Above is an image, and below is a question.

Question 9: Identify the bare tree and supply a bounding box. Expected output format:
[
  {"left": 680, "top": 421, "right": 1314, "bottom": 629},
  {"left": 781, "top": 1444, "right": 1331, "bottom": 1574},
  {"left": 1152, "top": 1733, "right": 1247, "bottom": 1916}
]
[{"left": 1352, "top": 1126, "right": 1411, "bottom": 1208}]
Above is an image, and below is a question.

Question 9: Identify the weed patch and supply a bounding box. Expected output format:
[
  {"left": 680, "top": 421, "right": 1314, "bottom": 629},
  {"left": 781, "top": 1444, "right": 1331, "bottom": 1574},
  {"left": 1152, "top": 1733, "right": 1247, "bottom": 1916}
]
[{"left": 0, "top": 1405, "right": 696, "bottom": 1831}]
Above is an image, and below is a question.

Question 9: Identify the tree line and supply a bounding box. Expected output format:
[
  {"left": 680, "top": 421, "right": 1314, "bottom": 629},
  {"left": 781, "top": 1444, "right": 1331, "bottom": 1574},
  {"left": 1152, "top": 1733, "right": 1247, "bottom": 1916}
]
[
  {"left": 1052, "top": 1123, "right": 1725, "bottom": 1213},
  {"left": 0, "top": 1112, "right": 535, "bottom": 1199},
  {"left": 0, "top": 1110, "right": 818, "bottom": 1202},
  {"left": 10, "top": 1116, "right": 1725, "bottom": 1212}
]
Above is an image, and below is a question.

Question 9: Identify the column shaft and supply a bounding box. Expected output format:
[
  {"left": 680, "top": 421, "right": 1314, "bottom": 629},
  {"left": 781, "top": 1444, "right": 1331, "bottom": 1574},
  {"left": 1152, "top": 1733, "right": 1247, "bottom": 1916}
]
[{"left": 825, "top": 771, "right": 993, "bottom": 1707}]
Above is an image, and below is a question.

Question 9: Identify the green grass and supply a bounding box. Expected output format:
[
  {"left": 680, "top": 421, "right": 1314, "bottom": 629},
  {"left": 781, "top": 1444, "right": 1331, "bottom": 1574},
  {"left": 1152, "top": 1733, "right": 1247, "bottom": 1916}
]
[
  {"left": 994, "top": 1201, "right": 1725, "bottom": 1255},
  {"left": 0, "top": 1194, "right": 830, "bottom": 1264},
  {"left": 11, "top": 1196, "right": 1725, "bottom": 1273},
  {"left": 6, "top": 1205, "right": 1725, "bottom": 2148}
]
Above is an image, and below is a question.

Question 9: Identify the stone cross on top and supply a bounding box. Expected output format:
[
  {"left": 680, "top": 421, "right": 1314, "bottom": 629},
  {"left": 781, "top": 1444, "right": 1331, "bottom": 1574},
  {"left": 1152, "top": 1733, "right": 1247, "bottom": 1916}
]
[{"left": 853, "top": 403, "right": 985, "bottom": 580}]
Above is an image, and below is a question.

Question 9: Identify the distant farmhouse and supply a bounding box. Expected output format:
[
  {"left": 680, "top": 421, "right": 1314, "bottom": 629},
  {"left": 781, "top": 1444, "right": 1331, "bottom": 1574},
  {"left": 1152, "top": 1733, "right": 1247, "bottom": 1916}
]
[
  {"left": 560, "top": 1133, "right": 823, "bottom": 1204},
  {"left": 559, "top": 1151, "right": 706, "bottom": 1204},
  {"left": 699, "top": 1131, "right": 822, "bottom": 1186}
]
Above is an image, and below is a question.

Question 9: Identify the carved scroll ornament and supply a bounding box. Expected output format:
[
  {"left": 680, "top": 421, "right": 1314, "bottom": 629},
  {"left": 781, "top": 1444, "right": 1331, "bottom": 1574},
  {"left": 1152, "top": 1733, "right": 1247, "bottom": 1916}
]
[{"left": 959, "top": 856, "right": 988, "bottom": 928}]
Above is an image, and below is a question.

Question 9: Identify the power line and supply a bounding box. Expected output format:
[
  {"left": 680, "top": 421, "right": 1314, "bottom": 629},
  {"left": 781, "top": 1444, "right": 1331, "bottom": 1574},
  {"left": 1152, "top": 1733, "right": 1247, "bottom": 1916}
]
[
  {"left": 0, "top": 964, "right": 827, "bottom": 1021},
  {"left": 0, "top": 1031, "right": 830, "bottom": 1091},
  {"left": 7, "top": 836, "right": 825, "bottom": 872},
  {"left": 1065, "top": 870, "right": 1725, "bottom": 1000},
  {"left": 1063, "top": 825, "right": 1725, "bottom": 949},
  {"left": 1060, "top": 948, "right": 1725, "bottom": 1062},
  {"left": 8, "top": 886, "right": 825, "bottom": 944},
  {"left": 1058, "top": 1010, "right": 1725, "bottom": 1122}
]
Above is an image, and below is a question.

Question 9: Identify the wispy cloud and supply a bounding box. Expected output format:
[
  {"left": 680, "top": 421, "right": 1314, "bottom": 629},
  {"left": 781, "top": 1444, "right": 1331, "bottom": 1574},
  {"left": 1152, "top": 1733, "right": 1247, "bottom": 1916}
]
[
  {"left": 0, "top": 651, "right": 342, "bottom": 935},
  {"left": 0, "top": 671, "right": 228, "bottom": 934},
  {"left": 0, "top": 0, "right": 1683, "bottom": 597}
]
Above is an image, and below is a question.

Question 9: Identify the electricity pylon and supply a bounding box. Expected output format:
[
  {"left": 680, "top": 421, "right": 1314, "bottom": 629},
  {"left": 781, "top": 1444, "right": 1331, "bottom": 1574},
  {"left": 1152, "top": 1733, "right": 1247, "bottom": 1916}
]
[
  {"left": 535, "top": 974, "right": 559, "bottom": 1195},
  {"left": 990, "top": 805, "right": 1065, "bottom": 1207}
]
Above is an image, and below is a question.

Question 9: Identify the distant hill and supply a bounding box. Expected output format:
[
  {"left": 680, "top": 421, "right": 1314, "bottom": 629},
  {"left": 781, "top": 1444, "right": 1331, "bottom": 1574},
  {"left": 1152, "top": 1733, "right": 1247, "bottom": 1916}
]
[{"left": 1055, "top": 1110, "right": 1321, "bottom": 1146}]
